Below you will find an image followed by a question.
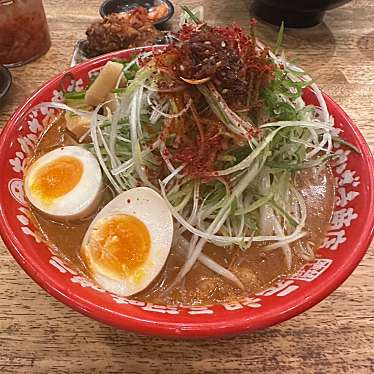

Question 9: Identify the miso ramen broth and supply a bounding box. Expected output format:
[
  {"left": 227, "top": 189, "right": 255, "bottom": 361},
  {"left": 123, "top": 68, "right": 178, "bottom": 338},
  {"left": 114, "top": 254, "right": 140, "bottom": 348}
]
[{"left": 28, "top": 117, "right": 335, "bottom": 305}]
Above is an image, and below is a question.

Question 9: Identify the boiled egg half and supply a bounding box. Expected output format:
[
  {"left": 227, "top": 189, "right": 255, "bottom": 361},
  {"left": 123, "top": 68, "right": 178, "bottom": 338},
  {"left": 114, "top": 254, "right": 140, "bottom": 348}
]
[
  {"left": 24, "top": 146, "right": 102, "bottom": 220},
  {"left": 81, "top": 187, "right": 173, "bottom": 296}
]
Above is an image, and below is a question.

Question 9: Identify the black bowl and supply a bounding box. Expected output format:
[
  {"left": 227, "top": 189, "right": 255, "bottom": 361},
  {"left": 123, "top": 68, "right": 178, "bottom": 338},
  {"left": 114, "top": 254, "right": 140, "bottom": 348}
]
[
  {"left": 0, "top": 65, "right": 11, "bottom": 102},
  {"left": 99, "top": 0, "right": 174, "bottom": 27},
  {"left": 252, "top": 0, "right": 351, "bottom": 28}
]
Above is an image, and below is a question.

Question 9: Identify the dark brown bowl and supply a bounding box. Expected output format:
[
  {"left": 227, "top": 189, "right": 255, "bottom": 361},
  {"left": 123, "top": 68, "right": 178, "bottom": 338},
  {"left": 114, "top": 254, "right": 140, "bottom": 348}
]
[
  {"left": 0, "top": 65, "right": 11, "bottom": 102},
  {"left": 99, "top": 0, "right": 174, "bottom": 27},
  {"left": 252, "top": 0, "right": 351, "bottom": 27}
]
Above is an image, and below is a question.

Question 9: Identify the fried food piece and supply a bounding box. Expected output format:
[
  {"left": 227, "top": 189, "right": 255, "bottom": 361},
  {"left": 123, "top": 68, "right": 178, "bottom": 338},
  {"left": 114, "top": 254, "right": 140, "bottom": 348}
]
[{"left": 84, "top": 8, "right": 163, "bottom": 57}]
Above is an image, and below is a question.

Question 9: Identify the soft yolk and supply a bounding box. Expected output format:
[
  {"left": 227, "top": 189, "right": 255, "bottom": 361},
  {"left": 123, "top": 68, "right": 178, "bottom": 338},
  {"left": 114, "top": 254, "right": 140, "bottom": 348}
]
[
  {"left": 90, "top": 214, "right": 151, "bottom": 277},
  {"left": 30, "top": 155, "right": 83, "bottom": 202}
]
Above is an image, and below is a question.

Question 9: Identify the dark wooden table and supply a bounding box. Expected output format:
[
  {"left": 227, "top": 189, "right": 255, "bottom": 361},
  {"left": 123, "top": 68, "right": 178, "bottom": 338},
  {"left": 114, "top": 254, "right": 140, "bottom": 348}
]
[{"left": 1, "top": 1, "right": 373, "bottom": 372}]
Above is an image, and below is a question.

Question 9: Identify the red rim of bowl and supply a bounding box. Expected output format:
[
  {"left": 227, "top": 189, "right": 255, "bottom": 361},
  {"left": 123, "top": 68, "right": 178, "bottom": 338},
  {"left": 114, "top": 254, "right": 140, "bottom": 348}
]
[{"left": 0, "top": 48, "right": 373, "bottom": 339}]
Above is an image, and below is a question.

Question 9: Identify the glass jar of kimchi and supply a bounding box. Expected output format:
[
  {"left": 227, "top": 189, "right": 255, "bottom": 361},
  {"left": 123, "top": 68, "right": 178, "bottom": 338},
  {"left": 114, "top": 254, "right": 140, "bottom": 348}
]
[{"left": 0, "top": 0, "right": 51, "bottom": 67}]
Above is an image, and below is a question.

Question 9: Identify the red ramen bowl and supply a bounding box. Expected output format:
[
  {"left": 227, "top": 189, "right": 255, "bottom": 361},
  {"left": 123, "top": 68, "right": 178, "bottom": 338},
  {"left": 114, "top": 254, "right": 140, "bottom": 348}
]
[{"left": 0, "top": 47, "right": 373, "bottom": 339}]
